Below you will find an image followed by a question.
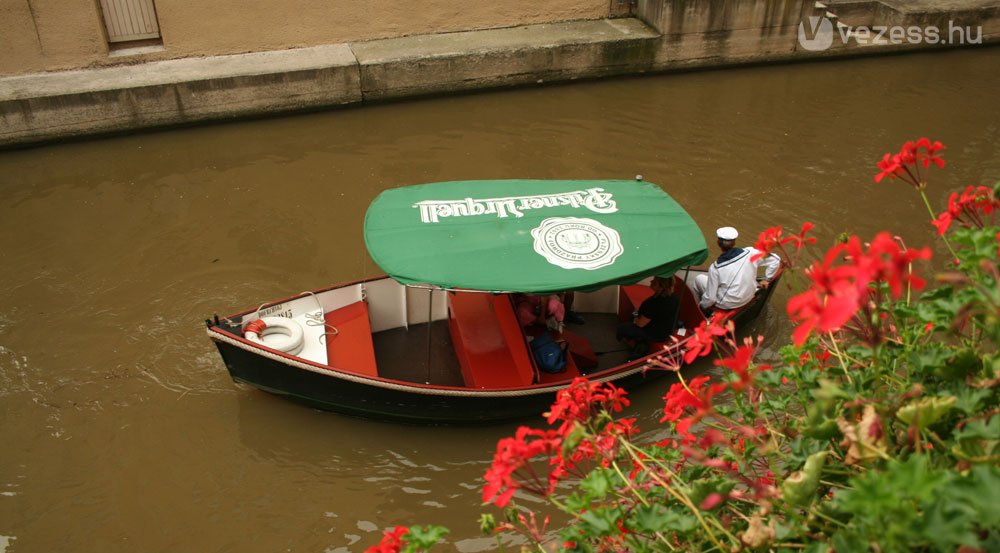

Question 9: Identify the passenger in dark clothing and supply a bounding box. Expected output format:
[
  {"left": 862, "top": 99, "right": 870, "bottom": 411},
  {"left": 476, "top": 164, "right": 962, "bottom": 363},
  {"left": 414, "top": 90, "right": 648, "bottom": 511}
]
[{"left": 617, "top": 276, "right": 681, "bottom": 359}]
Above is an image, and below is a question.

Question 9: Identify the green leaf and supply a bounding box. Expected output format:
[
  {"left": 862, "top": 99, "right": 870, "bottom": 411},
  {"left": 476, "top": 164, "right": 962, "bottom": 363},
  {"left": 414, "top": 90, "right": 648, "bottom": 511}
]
[
  {"left": 965, "top": 464, "right": 1000, "bottom": 524},
  {"left": 834, "top": 455, "right": 964, "bottom": 549},
  {"left": 627, "top": 504, "right": 666, "bottom": 534},
  {"left": 916, "top": 285, "right": 965, "bottom": 325},
  {"left": 921, "top": 491, "right": 979, "bottom": 549},
  {"left": 813, "top": 379, "right": 852, "bottom": 402},
  {"left": 953, "top": 387, "right": 992, "bottom": 416},
  {"left": 580, "top": 468, "right": 613, "bottom": 499},
  {"left": 781, "top": 451, "right": 828, "bottom": 507},
  {"left": 908, "top": 346, "right": 952, "bottom": 376},
  {"left": 804, "top": 418, "right": 840, "bottom": 440},
  {"left": 402, "top": 525, "right": 449, "bottom": 550},
  {"left": 895, "top": 395, "right": 957, "bottom": 429},
  {"left": 970, "top": 227, "right": 1000, "bottom": 259},
  {"left": 805, "top": 402, "right": 841, "bottom": 440},
  {"left": 953, "top": 417, "right": 1000, "bottom": 459},
  {"left": 578, "top": 505, "right": 624, "bottom": 537},
  {"left": 940, "top": 348, "right": 982, "bottom": 381},
  {"left": 627, "top": 504, "right": 687, "bottom": 535},
  {"left": 831, "top": 531, "right": 870, "bottom": 553},
  {"left": 564, "top": 491, "right": 590, "bottom": 514},
  {"left": 658, "top": 509, "right": 698, "bottom": 533},
  {"left": 918, "top": 464, "right": 1000, "bottom": 550},
  {"left": 802, "top": 542, "right": 831, "bottom": 553}
]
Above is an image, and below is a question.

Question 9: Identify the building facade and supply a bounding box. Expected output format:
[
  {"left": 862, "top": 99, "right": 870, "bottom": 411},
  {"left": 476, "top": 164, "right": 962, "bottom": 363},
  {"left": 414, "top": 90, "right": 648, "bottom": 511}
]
[{"left": 2, "top": 0, "right": 615, "bottom": 76}]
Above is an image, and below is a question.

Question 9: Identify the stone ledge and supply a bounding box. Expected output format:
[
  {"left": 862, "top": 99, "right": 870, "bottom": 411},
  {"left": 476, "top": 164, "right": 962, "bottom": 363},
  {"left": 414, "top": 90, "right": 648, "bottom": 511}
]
[
  {"left": 0, "top": 44, "right": 362, "bottom": 146},
  {"left": 0, "top": 19, "right": 661, "bottom": 147},
  {"left": 0, "top": 44, "right": 359, "bottom": 101},
  {"left": 352, "top": 18, "right": 660, "bottom": 100}
]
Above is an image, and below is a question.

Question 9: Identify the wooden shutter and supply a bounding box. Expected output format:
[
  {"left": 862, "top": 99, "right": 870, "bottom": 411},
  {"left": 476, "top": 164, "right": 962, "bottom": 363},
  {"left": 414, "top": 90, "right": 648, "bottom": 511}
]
[{"left": 100, "top": 0, "right": 161, "bottom": 43}]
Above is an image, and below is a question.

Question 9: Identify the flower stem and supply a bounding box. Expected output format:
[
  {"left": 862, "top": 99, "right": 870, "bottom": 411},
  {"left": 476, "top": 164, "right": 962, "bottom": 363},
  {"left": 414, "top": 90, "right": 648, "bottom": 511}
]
[
  {"left": 919, "top": 189, "right": 959, "bottom": 259},
  {"left": 826, "top": 332, "right": 853, "bottom": 386},
  {"left": 622, "top": 441, "right": 738, "bottom": 550}
]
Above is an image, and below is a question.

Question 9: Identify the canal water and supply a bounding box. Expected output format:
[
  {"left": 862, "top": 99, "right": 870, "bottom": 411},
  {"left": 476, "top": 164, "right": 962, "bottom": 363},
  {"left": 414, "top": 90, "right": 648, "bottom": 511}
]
[{"left": 1, "top": 47, "right": 998, "bottom": 552}]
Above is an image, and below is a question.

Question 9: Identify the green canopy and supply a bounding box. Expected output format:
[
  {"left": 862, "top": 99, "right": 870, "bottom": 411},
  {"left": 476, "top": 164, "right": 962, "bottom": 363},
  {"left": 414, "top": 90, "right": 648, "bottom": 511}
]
[{"left": 363, "top": 180, "right": 708, "bottom": 294}]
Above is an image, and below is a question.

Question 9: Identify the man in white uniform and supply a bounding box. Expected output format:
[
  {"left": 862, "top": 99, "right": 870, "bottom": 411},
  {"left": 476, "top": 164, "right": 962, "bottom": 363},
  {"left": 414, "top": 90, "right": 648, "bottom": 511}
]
[{"left": 694, "top": 226, "right": 780, "bottom": 312}]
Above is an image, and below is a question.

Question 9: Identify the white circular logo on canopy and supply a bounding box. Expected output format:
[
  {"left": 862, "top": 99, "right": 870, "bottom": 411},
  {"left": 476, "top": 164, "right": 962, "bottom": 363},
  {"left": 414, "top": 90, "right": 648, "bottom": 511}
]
[{"left": 531, "top": 217, "right": 624, "bottom": 270}]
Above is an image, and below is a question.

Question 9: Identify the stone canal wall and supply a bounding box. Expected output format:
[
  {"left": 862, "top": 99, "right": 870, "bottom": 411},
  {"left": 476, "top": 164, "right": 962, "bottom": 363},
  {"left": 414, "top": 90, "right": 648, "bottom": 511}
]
[{"left": 2, "top": 0, "right": 998, "bottom": 148}]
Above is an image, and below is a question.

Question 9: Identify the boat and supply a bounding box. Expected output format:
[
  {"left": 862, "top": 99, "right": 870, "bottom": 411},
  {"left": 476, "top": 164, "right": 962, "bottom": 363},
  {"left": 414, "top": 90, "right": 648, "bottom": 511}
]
[{"left": 205, "top": 179, "right": 781, "bottom": 423}]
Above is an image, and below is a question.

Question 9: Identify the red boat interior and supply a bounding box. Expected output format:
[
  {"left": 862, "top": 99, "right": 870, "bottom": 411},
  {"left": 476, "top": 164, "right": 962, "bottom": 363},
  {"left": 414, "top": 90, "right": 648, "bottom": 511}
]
[{"left": 329, "top": 276, "right": 700, "bottom": 388}]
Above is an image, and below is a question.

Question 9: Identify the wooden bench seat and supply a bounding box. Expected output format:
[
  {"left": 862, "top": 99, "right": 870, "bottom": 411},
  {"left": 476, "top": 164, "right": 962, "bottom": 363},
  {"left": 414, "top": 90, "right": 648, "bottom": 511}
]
[
  {"left": 323, "top": 301, "right": 378, "bottom": 377},
  {"left": 448, "top": 293, "right": 536, "bottom": 389}
]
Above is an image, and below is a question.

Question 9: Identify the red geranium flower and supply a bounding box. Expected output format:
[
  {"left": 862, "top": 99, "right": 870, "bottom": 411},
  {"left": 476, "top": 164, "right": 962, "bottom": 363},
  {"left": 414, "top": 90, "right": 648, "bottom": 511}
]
[
  {"left": 546, "top": 377, "right": 630, "bottom": 432},
  {"left": 786, "top": 242, "right": 863, "bottom": 346},
  {"left": 874, "top": 137, "right": 946, "bottom": 188},
  {"left": 787, "top": 233, "right": 930, "bottom": 346},
  {"left": 714, "top": 342, "right": 770, "bottom": 390},
  {"left": 915, "top": 137, "right": 946, "bottom": 168},
  {"left": 682, "top": 316, "right": 731, "bottom": 364},
  {"left": 482, "top": 426, "right": 562, "bottom": 507},
  {"left": 874, "top": 152, "right": 904, "bottom": 183},
  {"left": 365, "top": 526, "right": 409, "bottom": 553},
  {"left": 789, "top": 222, "right": 817, "bottom": 248},
  {"left": 661, "top": 375, "right": 713, "bottom": 423},
  {"left": 931, "top": 185, "right": 998, "bottom": 235},
  {"left": 751, "top": 222, "right": 816, "bottom": 262},
  {"left": 866, "top": 233, "right": 932, "bottom": 297},
  {"left": 752, "top": 226, "right": 784, "bottom": 261}
]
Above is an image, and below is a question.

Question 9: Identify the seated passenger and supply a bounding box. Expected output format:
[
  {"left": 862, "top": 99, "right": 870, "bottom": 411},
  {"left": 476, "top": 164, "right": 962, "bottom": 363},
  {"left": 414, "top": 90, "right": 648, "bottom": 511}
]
[
  {"left": 514, "top": 294, "right": 565, "bottom": 335},
  {"left": 616, "top": 276, "right": 680, "bottom": 360}
]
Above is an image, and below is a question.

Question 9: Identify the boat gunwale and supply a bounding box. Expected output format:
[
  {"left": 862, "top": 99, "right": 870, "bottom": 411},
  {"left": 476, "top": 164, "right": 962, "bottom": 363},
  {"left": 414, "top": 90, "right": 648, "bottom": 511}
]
[{"left": 206, "top": 322, "right": 681, "bottom": 397}]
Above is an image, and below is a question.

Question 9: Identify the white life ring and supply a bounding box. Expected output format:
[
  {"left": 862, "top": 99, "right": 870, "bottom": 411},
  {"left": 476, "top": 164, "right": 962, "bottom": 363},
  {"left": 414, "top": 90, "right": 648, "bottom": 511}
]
[{"left": 244, "top": 316, "right": 305, "bottom": 356}]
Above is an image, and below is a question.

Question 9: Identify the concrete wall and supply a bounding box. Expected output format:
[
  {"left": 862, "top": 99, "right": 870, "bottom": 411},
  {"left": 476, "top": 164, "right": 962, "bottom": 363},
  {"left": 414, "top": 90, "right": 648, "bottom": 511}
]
[
  {"left": 637, "top": 0, "right": 806, "bottom": 35},
  {"left": 635, "top": 0, "right": 1000, "bottom": 67},
  {"left": 636, "top": 0, "right": 813, "bottom": 68},
  {"left": 1, "top": 0, "right": 611, "bottom": 76}
]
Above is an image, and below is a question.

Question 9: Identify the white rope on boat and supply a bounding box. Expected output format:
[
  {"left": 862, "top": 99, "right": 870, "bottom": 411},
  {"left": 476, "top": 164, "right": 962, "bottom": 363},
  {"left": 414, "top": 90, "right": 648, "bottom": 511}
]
[{"left": 297, "top": 290, "right": 340, "bottom": 346}]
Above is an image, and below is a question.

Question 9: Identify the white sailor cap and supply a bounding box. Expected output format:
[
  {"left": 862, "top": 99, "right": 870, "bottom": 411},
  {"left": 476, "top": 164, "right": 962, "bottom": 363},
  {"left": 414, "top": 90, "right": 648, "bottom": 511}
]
[{"left": 716, "top": 226, "right": 739, "bottom": 240}]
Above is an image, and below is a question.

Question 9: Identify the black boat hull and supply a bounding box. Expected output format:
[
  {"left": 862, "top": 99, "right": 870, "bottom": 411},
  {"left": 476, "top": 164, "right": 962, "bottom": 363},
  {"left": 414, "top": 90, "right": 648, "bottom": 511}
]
[{"left": 212, "top": 334, "right": 661, "bottom": 424}]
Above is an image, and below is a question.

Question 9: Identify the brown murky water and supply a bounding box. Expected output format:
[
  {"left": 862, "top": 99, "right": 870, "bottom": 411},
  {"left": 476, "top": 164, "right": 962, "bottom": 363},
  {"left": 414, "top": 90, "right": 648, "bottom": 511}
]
[{"left": 2, "top": 47, "right": 999, "bottom": 552}]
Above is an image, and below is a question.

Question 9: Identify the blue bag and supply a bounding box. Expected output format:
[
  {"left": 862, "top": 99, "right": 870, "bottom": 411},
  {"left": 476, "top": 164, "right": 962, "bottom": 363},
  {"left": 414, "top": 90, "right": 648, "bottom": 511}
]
[{"left": 531, "top": 334, "right": 567, "bottom": 374}]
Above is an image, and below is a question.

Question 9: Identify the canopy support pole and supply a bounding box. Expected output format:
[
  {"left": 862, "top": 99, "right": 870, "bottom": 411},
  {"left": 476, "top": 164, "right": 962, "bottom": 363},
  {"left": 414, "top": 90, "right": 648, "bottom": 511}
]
[{"left": 425, "top": 287, "right": 433, "bottom": 384}]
